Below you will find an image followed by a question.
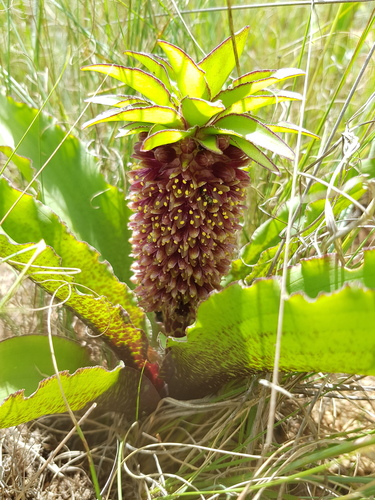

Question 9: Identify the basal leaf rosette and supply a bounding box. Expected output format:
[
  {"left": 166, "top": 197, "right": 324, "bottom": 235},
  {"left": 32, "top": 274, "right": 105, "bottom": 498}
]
[{"left": 82, "top": 27, "right": 316, "bottom": 336}]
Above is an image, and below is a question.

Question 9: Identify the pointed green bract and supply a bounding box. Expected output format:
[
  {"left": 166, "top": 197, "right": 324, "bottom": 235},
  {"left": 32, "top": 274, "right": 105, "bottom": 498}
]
[
  {"left": 180, "top": 97, "right": 225, "bottom": 127},
  {"left": 229, "top": 136, "right": 279, "bottom": 173},
  {"left": 199, "top": 26, "right": 250, "bottom": 97},
  {"left": 124, "top": 50, "right": 172, "bottom": 89},
  {"left": 142, "top": 128, "right": 196, "bottom": 150},
  {"left": 222, "top": 91, "right": 303, "bottom": 115},
  {"left": 217, "top": 69, "right": 305, "bottom": 108},
  {"left": 83, "top": 32, "right": 310, "bottom": 168},
  {"left": 196, "top": 135, "right": 223, "bottom": 154},
  {"left": 85, "top": 95, "right": 149, "bottom": 107},
  {"left": 216, "top": 82, "right": 260, "bottom": 108},
  {"left": 116, "top": 122, "right": 152, "bottom": 138},
  {"left": 207, "top": 114, "right": 294, "bottom": 159},
  {"left": 82, "top": 105, "right": 184, "bottom": 129},
  {"left": 234, "top": 67, "right": 306, "bottom": 89},
  {"left": 268, "top": 121, "right": 320, "bottom": 139},
  {"left": 81, "top": 64, "right": 173, "bottom": 106},
  {"left": 233, "top": 69, "right": 275, "bottom": 85},
  {"left": 157, "top": 41, "right": 209, "bottom": 99}
]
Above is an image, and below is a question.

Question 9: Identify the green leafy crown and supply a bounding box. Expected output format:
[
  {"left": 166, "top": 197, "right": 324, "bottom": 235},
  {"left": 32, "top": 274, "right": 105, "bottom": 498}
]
[{"left": 82, "top": 26, "right": 317, "bottom": 172}]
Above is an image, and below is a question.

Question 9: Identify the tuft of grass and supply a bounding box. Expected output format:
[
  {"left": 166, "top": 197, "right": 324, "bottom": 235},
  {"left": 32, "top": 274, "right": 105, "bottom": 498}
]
[{"left": 0, "top": 0, "right": 375, "bottom": 498}]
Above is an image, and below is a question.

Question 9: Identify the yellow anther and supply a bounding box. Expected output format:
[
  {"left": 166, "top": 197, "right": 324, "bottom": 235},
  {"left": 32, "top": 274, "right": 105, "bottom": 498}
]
[
  {"left": 190, "top": 220, "right": 194, "bottom": 225},
  {"left": 177, "top": 189, "right": 182, "bottom": 195},
  {"left": 178, "top": 209, "right": 182, "bottom": 213},
  {"left": 180, "top": 220, "right": 185, "bottom": 225},
  {"left": 189, "top": 210, "right": 193, "bottom": 215},
  {"left": 185, "top": 190, "right": 190, "bottom": 196},
  {"left": 164, "top": 202, "right": 168, "bottom": 206},
  {"left": 173, "top": 216, "right": 178, "bottom": 220},
  {"left": 182, "top": 179, "right": 187, "bottom": 184},
  {"left": 155, "top": 201, "right": 160, "bottom": 206},
  {"left": 213, "top": 199, "right": 218, "bottom": 204}
]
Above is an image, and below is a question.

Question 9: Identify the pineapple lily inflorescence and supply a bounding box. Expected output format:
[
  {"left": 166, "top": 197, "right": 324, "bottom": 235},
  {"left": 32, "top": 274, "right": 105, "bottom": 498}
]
[{"left": 82, "top": 27, "right": 313, "bottom": 337}]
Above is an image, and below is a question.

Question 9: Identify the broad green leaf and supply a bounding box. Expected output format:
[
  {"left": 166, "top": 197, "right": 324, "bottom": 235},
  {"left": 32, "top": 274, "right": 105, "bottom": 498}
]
[
  {"left": 116, "top": 122, "right": 152, "bottom": 139},
  {"left": 205, "top": 114, "right": 294, "bottom": 159},
  {"left": 164, "top": 267, "right": 375, "bottom": 398},
  {"left": 1, "top": 364, "right": 123, "bottom": 428},
  {"left": 244, "top": 242, "right": 299, "bottom": 284},
  {"left": 233, "top": 68, "right": 305, "bottom": 91},
  {"left": 0, "top": 334, "right": 161, "bottom": 427},
  {"left": 0, "top": 178, "right": 151, "bottom": 371},
  {"left": 81, "top": 64, "right": 174, "bottom": 106},
  {"left": 82, "top": 105, "right": 184, "bottom": 129},
  {"left": 222, "top": 91, "right": 303, "bottom": 115},
  {"left": 142, "top": 128, "right": 196, "bottom": 151},
  {"left": 286, "top": 248, "right": 375, "bottom": 297},
  {"left": 268, "top": 121, "right": 320, "bottom": 139},
  {"left": 157, "top": 41, "right": 209, "bottom": 99},
  {"left": 198, "top": 26, "right": 250, "bottom": 97},
  {"left": 229, "top": 136, "right": 279, "bottom": 173},
  {"left": 0, "top": 146, "right": 37, "bottom": 189},
  {"left": 0, "top": 335, "right": 94, "bottom": 402},
  {"left": 180, "top": 97, "right": 225, "bottom": 127},
  {"left": 124, "top": 50, "right": 172, "bottom": 89},
  {"left": 0, "top": 95, "right": 132, "bottom": 284},
  {"left": 85, "top": 95, "right": 149, "bottom": 107}
]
